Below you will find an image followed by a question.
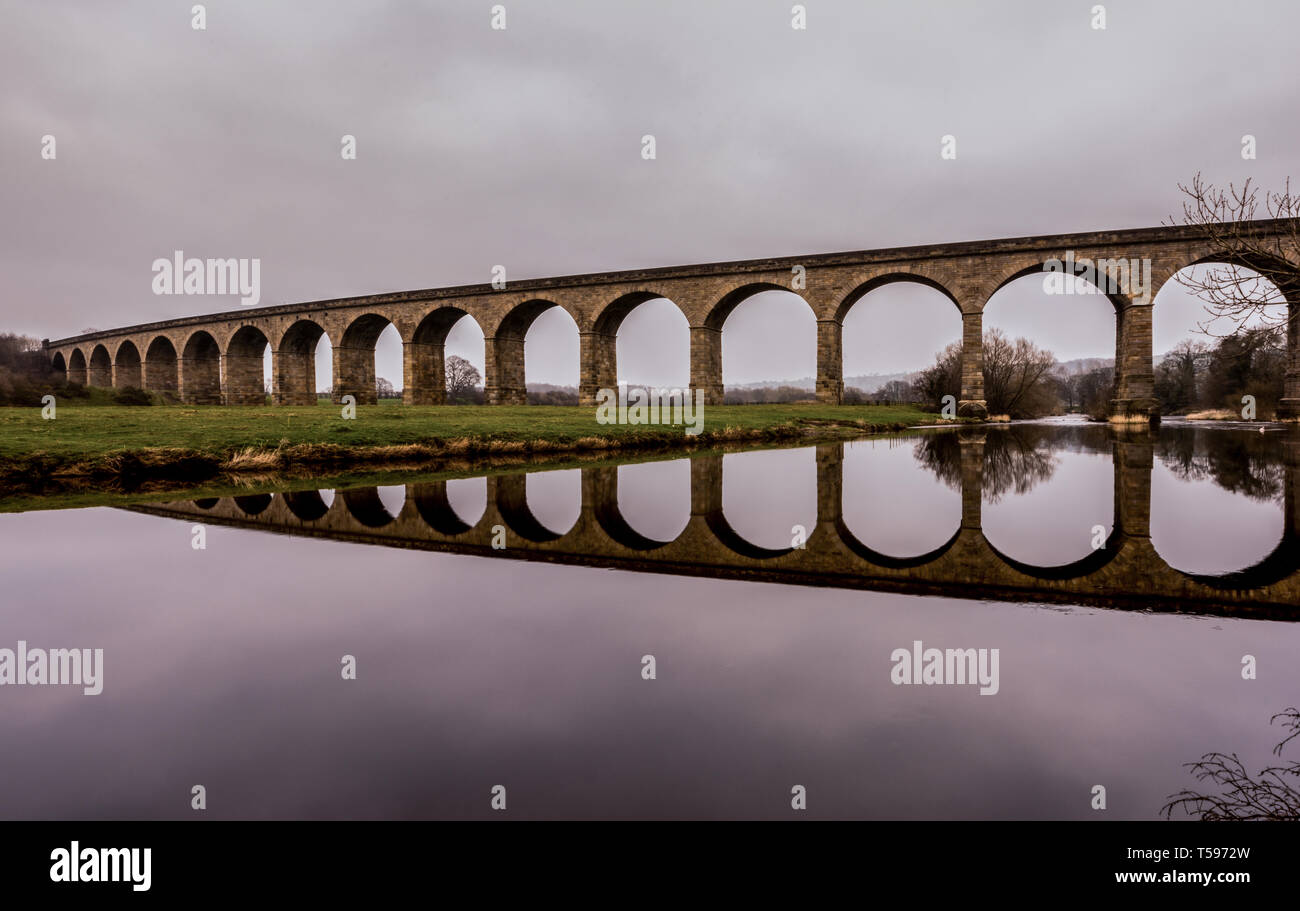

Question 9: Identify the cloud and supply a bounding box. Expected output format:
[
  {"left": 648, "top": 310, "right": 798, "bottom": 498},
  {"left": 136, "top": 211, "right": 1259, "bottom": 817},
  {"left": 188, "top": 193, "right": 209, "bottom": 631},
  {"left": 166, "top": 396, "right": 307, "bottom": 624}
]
[{"left": 3, "top": 0, "right": 1297, "bottom": 378}]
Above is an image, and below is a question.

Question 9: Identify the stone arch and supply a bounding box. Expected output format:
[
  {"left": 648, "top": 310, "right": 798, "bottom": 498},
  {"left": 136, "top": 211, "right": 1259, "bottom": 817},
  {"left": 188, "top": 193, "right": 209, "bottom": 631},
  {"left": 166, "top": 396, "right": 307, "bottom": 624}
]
[
  {"left": 342, "top": 486, "right": 398, "bottom": 528},
  {"left": 233, "top": 493, "right": 272, "bottom": 516},
  {"left": 1177, "top": 532, "right": 1299, "bottom": 591},
  {"left": 703, "top": 281, "right": 813, "bottom": 331},
  {"left": 67, "top": 348, "right": 87, "bottom": 386},
  {"left": 114, "top": 340, "right": 143, "bottom": 389},
  {"left": 836, "top": 521, "right": 961, "bottom": 569},
  {"left": 834, "top": 274, "right": 963, "bottom": 405},
  {"left": 180, "top": 330, "right": 222, "bottom": 404},
  {"left": 833, "top": 272, "right": 962, "bottom": 323},
  {"left": 226, "top": 325, "right": 271, "bottom": 405},
  {"left": 617, "top": 459, "right": 692, "bottom": 545},
  {"left": 1149, "top": 245, "right": 1300, "bottom": 309},
  {"left": 1182, "top": 248, "right": 1297, "bottom": 277},
  {"left": 985, "top": 256, "right": 1144, "bottom": 419},
  {"left": 283, "top": 490, "right": 331, "bottom": 522},
  {"left": 699, "top": 282, "right": 815, "bottom": 404},
  {"left": 488, "top": 299, "right": 578, "bottom": 405},
  {"left": 986, "top": 257, "right": 1132, "bottom": 312},
  {"left": 276, "top": 320, "right": 329, "bottom": 406},
  {"left": 407, "top": 307, "right": 483, "bottom": 405},
  {"left": 984, "top": 537, "right": 1120, "bottom": 582},
  {"left": 144, "top": 336, "right": 179, "bottom": 397},
  {"left": 581, "top": 291, "right": 690, "bottom": 405},
  {"left": 412, "top": 481, "right": 477, "bottom": 535},
  {"left": 592, "top": 291, "right": 684, "bottom": 336},
  {"left": 705, "top": 511, "right": 795, "bottom": 560},
  {"left": 336, "top": 313, "right": 395, "bottom": 405},
  {"left": 492, "top": 473, "right": 564, "bottom": 542},
  {"left": 838, "top": 435, "right": 963, "bottom": 559},
  {"left": 1151, "top": 252, "right": 1298, "bottom": 419},
  {"left": 716, "top": 448, "right": 816, "bottom": 557},
  {"left": 50, "top": 351, "right": 67, "bottom": 382},
  {"left": 88, "top": 344, "right": 112, "bottom": 387},
  {"left": 587, "top": 464, "right": 682, "bottom": 550}
]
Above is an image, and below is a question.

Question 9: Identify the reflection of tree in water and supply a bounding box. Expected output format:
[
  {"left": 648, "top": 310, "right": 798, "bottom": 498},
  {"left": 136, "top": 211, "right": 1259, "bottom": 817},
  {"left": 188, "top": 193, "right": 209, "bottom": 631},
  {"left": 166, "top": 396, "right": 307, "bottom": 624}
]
[
  {"left": 1155, "top": 426, "right": 1284, "bottom": 503},
  {"left": 1162, "top": 708, "right": 1300, "bottom": 821},
  {"left": 913, "top": 425, "right": 1099, "bottom": 503}
]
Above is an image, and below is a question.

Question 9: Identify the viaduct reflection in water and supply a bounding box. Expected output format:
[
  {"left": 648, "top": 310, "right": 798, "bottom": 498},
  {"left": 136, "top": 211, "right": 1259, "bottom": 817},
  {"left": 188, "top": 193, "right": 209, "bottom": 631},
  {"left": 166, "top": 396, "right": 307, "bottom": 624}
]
[{"left": 126, "top": 427, "right": 1300, "bottom": 619}]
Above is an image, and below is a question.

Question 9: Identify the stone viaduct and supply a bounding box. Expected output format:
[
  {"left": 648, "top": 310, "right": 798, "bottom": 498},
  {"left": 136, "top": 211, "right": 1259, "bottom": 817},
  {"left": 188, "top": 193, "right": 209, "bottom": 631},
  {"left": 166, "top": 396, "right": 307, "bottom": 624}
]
[
  {"left": 126, "top": 434, "right": 1300, "bottom": 619},
  {"left": 44, "top": 221, "right": 1300, "bottom": 421}
]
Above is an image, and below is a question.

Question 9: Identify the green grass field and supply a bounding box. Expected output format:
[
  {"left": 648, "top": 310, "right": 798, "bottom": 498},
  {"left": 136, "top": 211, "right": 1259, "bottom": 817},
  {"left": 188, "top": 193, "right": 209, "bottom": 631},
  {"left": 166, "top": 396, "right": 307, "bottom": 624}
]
[{"left": 0, "top": 401, "right": 939, "bottom": 461}]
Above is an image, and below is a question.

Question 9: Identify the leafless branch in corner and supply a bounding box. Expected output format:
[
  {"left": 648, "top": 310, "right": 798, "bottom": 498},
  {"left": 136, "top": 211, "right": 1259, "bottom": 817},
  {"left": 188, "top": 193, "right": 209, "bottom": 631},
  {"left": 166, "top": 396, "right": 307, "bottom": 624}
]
[
  {"left": 1162, "top": 707, "right": 1300, "bottom": 820},
  {"left": 1167, "top": 173, "right": 1300, "bottom": 340}
]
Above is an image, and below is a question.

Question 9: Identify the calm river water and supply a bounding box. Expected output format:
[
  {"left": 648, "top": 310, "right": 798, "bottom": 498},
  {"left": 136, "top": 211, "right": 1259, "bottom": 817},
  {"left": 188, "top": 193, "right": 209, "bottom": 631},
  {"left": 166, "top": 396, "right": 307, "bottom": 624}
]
[{"left": 1, "top": 418, "right": 1297, "bottom": 819}]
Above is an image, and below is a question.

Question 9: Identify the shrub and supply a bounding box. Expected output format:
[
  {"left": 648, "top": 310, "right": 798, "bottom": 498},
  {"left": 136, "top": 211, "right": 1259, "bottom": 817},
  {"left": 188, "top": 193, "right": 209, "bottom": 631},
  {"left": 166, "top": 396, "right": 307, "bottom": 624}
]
[{"left": 112, "top": 386, "right": 153, "bottom": 406}]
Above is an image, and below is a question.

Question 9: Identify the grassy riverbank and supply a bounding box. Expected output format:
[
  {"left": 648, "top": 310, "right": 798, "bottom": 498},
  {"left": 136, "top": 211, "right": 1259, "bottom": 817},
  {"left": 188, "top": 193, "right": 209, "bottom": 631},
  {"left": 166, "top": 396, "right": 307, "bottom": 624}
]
[{"left": 0, "top": 401, "right": 942, "bottom": 493}]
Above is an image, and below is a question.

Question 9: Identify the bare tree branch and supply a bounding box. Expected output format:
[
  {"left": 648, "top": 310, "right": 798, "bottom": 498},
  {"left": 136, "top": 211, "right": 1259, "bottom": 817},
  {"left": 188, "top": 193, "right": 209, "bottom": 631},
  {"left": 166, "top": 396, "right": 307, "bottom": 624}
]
[
  {"left": 1168, "top": 174, "right": 1300, "bottom": 339},
  {"left": 1162, "top": 707, "right": 1300, "bottom": 820}
]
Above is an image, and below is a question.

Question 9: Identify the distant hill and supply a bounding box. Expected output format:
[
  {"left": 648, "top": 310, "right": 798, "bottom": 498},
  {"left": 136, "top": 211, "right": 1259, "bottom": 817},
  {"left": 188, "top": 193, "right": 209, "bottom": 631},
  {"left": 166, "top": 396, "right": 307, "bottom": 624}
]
[
  {"left": 571, "top": 351, "right": 1178, "bottom": 395},
  {"left": 1053, "top": 357, "right": 1113, "bottom": 376},
  {"left": 734, "top": 355, "right": 1186, "bottom": 390},
  {"left": 732, "top": 371, "right": 919, "bottom": 392}
]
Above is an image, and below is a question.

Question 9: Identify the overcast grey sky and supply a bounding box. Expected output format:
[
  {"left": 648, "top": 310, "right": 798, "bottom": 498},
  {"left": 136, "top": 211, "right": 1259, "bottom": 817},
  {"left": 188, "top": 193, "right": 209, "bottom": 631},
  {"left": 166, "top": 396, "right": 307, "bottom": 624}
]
[{"left": 3, "top": 0, "right": 1297, "bottom": 387}]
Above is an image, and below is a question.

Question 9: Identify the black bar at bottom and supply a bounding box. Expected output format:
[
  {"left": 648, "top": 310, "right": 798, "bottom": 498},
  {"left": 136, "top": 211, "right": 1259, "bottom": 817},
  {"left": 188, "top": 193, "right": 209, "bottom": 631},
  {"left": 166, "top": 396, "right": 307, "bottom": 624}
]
[{"left": 0, "top": 820, "right": 1290, "bottom": 898}]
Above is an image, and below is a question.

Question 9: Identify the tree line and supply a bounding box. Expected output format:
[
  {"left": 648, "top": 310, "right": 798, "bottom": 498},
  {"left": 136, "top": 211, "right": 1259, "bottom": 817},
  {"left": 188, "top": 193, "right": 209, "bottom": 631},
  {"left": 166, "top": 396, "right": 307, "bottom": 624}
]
[{"left": 910, "top": 325, "right": 1289, "bottom": 420}]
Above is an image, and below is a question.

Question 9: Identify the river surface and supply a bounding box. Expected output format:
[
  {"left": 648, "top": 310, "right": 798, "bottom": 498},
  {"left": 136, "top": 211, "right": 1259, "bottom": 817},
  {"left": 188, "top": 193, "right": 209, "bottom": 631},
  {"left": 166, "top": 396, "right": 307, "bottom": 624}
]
[{"left": 1, "top": 418, "right": 1297, "bottom": 819}]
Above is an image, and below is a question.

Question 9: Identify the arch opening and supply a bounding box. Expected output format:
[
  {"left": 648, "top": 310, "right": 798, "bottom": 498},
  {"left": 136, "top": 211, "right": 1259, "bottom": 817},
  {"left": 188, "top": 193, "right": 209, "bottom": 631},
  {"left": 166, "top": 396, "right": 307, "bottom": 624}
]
[
  {"left": 88, "top": 344, "right": 112, "bottom": 387},
  {"left": 144, "top": 337, "right": 178, "bottom": 399},
  {"left": 490, "top": 300, "right": 575, "bottom": 405},
  {"left": 283, "top": 490, "right": 330, "bottom": 522},
  {"left": 981, "top": 432, "right": 1114, "bottom": 569},
  {"left": 524, "top": 469, "right": 580, "bottom": 535},
  {"left": 50, "top": 351, "right": 67, "bottom": 383},
  {"left": 342, "top": 486, "right": 402, "bottom": 528},
  {"left": 67, "top": 349, "right": 87, "bottom": 386},
  {"left": 1151, "top": 427, "right": 1287, "bottom": 577},
  {"left": 719, "top": 448, "right": 815, "bottom": 553},
  {"left": 180, "top": 331, "right": 222, "bottom": 404},
  {"left": 234, "top": 493, "right": 272, "bottom": 516},
  {"left": 841, "top": 436, "right": 961, "bottom": 560},
  {"left": 277, "top": 320, "right": 330, "bottom": 406},
  {"left": 587, "top": 293, "right": 690, "bottom": 405},
  {"left": 840, "top": 278, "right": 961, "bottom": 406},
  {"left": 336, "top": 314, "right": 397, "bottom": 406},
  {"left": 413, "top": 477, "right": 486, "bottom": 534},
  {"left": 524, "top": 307, "right": 578, "bottom": 403},
  {"left": 113, "top": 341, "right": 142, "bottom": 390},
  {"left": 616, "top": 459, "right": 690, "bottom": 544},
  {"left": 408, "top": 308, "right": 486, "bottom": 405},
  {"left": 714, "top": 287, "right": 816, "bottom": 404},
  {"left": 226, "top": 326, "right": 270, "bottom": 405},
  {"left": 1152, "top": 263, "right": 1291, "bottom": 419},
  {"left": 982, "top": 270, "right": 1117, "bottom": 419}
]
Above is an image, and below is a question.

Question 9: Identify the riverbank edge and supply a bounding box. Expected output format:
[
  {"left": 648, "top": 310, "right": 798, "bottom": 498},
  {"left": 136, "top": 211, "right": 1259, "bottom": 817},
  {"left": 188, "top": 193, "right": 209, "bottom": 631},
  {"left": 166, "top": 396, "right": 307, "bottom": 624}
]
[{"left": 0, "top": 417, "right": 952, "bottom": 505}]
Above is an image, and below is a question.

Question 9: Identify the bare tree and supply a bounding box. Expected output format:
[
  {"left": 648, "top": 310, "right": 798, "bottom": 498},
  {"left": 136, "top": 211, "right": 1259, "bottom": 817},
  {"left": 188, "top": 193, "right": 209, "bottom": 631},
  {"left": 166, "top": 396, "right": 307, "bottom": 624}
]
[
  {"left": 445, "top": 355, "right": 481, "bottom": 403},
  {"left": 375, "top": 376, "right": 397, "bottom": 399},
  {"left": 1153, "top": 338, "right": 1209, "bottom": 412},
  {"left": 912, "top": 331, "right": 1060, "bottom": 417},
  {"left": 1163, "top": 708, "right": 1300, "bottom": 821},
  {"left": 1170, "top": 173, "right": 1300, "bottom": 338},
  {"left": 981, "top": 329, "right": 1059, "bottom": 417}
]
